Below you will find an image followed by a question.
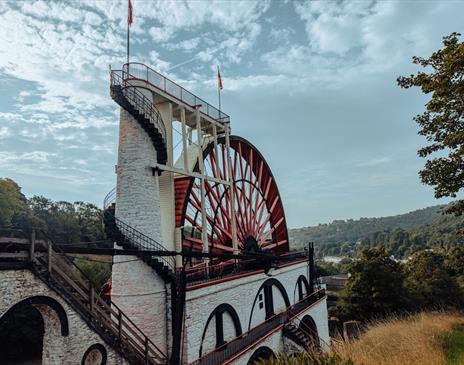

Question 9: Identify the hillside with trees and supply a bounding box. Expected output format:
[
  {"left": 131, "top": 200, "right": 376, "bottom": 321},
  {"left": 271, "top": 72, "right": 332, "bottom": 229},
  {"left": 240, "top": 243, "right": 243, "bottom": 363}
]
[
  {"left": 0, "top": 177, "right": 104, "bottom": 245},
  {"left": 289, "top": 205, "right": 464, "bottom": 258}
]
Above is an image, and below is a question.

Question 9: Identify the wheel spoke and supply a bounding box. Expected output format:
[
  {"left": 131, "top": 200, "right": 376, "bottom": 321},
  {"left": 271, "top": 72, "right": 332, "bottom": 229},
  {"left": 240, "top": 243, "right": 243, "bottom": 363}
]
[{"left": 177, "top": 136, "right": 289, "bottom": 258}]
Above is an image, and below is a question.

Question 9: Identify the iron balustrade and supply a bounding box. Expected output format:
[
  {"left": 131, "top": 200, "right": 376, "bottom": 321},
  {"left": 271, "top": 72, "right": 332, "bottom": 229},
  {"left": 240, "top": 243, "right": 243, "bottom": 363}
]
[
  {"left": 110, "top": 69, "right": 167, "bottom": 143},
  {"left": 103, "top": 187, "right": 116, "bottom": 210},
  {"left": 123, "top": 63, "right": 230, "bottom": 123},
  {"left": 190, "top": 289, "right": 326, "bottom": 365},
  {"left": 109, "top": 213, "right": 176, "bottom": 275}
]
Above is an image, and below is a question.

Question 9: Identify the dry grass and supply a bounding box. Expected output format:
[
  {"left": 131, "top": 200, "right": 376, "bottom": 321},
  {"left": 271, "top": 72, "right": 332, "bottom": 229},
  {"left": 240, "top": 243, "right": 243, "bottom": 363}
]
[{"left": 332, "top": 312, "right": 464, "bottom": 365}]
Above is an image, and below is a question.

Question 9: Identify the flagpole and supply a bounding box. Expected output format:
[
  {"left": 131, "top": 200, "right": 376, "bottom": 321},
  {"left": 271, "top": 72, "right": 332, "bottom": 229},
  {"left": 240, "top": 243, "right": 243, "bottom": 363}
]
[
  {"left": 218, "top": 65, "right": 222, "bottom": 117},
  {"left": 218, "top": 85, "right": 221, "bottom": 113},
  {"left": 126, "top": 6, "right": 130, "bottom": 64}
]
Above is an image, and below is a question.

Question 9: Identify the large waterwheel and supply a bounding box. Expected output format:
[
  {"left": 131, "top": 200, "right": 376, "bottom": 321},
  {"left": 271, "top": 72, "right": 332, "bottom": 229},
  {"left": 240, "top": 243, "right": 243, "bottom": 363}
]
[{"left": 175, "top": 135, "right": 289, "bottom": 259}]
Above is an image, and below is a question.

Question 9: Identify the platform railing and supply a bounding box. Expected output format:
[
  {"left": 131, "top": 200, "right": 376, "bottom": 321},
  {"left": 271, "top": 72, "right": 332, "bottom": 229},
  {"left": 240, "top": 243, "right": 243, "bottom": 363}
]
[
  {"left": 103, "top": 187, "right": 116, "bottom": 210},
  {"left": 123, "top": 62, "right": 230, "bottom": 123},
  {"left": 190, "top": 288, "right": 326, "bottom": 365},
  {"left": 110, "top": 69, "right": 167, "bottom": 143},
  {"left": 0, "top": 228, "right": 168, "bottom": 365}
]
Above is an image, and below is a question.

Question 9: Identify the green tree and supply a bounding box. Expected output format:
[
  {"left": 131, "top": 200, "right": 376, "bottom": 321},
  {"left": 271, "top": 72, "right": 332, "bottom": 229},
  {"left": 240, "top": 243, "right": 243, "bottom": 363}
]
[
  {"left": 0, "top": 178, "right": 27, "bottom": 226},
  {"left": 335, "top": 247, "right": 409, "bottom": 321},
  {"left": 405, "top": 250, "right": 462, "bottom": 309},
  {"left": 397, "top": 33, "right": 464, "bottom": 215}
]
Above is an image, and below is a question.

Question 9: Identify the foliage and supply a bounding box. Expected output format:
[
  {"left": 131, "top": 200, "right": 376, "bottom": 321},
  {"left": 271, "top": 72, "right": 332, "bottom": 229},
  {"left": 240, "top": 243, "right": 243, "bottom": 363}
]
[
  {"left": 442, "top": 324, "right": 464, "bottom": 365},
  {"left": 28, "top": 196, "right": 104, "bottom": 244},
  {"left": 72, "top": 255, "right": 111, "bottom": 290},
  {"left": 404, "top": 251, "right": 463, "bottom": 310},
  {"left": 334, "top": 247, "right": 409, "bottom": 321},
  {"left": 289, "top": 205, "right": 445, "bottom": 257},
  {"left": 0, "top": 177, "right": 104, "bottom": 244},
  {"left": 258, "top": 352, "right": 354, "bottom": 365},
  {"left": 0, "top": 178, "right": 28, "bottom": 227},
  {"left": 397, "top": 33, "right": 464, "bottom": 215},
  {"left": 315, "top": 261, "right": 342, "bottom": 277}
]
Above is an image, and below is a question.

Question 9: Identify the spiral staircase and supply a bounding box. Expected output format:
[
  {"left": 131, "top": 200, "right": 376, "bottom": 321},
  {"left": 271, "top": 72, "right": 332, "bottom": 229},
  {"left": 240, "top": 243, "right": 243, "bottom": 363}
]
[{"left": 110, "top": 69, "right": 168, "bottom": 165}]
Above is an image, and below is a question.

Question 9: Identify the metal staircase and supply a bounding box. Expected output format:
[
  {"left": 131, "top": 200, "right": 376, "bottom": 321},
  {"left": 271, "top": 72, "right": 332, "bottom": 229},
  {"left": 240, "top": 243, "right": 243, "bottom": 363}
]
[
  {"left": 110, "top": 69, "right": 168, "bottom": 165},
  {"left": 0, "top": 229, "right": 168, "bottom": 365},
  {"left": 103, "top": 202, "right": 176, "bottom": 283},
  {"left": 283, "top": 322, "right": 311, "bottom": 350}
]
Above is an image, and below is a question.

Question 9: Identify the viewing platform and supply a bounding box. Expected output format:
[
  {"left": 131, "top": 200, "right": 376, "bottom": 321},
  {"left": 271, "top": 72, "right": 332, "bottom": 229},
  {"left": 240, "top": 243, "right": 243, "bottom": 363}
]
[{"left": 121, "top": 62, "right": 229, "bottom": 131}]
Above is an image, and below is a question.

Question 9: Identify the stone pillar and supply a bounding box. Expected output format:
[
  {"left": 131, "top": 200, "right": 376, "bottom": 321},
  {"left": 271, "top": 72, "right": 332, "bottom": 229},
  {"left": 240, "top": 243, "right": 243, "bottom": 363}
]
[
  {"left": 115, "top": 95, "right": 162, "bottom": 242},
  {"left": 113, "top": 87, "right": 168, "bottom": 351}
]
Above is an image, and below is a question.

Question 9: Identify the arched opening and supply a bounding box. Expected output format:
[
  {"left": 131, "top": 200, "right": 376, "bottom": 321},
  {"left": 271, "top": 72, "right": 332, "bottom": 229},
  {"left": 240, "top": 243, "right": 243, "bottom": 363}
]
[
  {"left": 0, "top": 303, "right": 44, "bottom": 363},
  {"left": 82, "top": 343, "right": 107, "bottom": 365},
  {"left": 249, "top": 278, "right": 290, "bottom": 330},
  {"left": 199, "top": 304, "right": 242, "bottom": 356},
  {"left": 247, "top": 346, "right": 274, "bottom": 365},
  {"left": 0, "top": 296, "right": 68, "bottom": 364},
  {"left": 294, "top": 275, "right": 310, "bottom": 303},
  {"left": 299, "top": 315, "right": 320, "bottom": 351}
]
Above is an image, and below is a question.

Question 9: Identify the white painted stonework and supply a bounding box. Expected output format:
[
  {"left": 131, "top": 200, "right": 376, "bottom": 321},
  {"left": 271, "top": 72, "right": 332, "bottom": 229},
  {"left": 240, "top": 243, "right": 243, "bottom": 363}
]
[
  {"left": 0, "top": 270, "right": 129, "bottom": 365},
  {"left": 115, "top": 107, "right": 163, "bottom": 243},
  {"left": 111, "top": 250, "right": 169, "bottom": 353},
  {"left": 183, "top": 261, "right": 329, "bottom": 363}
]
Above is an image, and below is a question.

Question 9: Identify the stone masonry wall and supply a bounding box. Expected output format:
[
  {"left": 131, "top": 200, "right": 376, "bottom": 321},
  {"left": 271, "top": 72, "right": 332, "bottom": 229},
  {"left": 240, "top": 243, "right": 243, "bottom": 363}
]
[
  {"left": 113, "top": 102, "right": 170, "bottom": 351},
  {"left": 112, "top": 251, "right": 169, "bottom": 353},
  {"left": 183, "top": 262, "right": 329, "bottom": 363},
  {"left": 115, "top": 107, "right": 162, "bottom": 242},
  {"left": 0, "top": 269, "right": 129, "bottom": 365}
]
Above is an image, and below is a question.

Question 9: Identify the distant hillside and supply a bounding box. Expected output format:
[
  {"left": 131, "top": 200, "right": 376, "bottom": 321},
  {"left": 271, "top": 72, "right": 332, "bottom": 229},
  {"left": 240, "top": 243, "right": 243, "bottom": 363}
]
[{"left": 288, "top": 205, "right": 463, "bottom": 257}]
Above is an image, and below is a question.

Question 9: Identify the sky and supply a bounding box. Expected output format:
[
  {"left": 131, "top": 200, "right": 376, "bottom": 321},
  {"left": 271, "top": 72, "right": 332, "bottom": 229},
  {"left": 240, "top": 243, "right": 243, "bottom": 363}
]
[{"left": 0, "top": 0, "right": 462, "bottom": 228}]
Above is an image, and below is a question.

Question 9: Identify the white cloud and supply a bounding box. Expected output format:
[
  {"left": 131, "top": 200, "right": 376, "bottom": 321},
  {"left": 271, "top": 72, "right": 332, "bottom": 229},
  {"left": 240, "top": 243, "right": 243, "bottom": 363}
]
[{"left": 0, "top": 127, "right": 10, "bottom": 139}]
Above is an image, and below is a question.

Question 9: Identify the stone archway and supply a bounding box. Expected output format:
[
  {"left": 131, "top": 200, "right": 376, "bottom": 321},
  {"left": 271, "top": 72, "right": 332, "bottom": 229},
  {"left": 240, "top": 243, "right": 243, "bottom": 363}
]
[{"left": 0, "top": 296, "right": 68, "bottom": 364}]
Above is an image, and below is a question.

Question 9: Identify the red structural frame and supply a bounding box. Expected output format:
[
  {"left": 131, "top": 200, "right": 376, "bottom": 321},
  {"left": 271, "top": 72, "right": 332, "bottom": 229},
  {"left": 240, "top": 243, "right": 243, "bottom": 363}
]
[{"left": 175, "top": 136, "right": 289, "bottom": 260}]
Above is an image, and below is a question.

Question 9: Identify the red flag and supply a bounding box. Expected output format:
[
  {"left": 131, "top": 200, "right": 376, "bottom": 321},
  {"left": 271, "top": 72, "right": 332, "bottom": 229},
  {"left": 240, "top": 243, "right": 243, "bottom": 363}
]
[
  {"left": 128, "top": 0, "right": 133, "bottom": 27},
  {"left": 218, "top": 65, "right": 223, "bottom": 91}
]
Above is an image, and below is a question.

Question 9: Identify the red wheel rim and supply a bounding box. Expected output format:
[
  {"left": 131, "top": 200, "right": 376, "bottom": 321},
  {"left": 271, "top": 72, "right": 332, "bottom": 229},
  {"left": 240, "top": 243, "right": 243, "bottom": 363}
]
[{"left": 175, "top": 136, "right": 289, "bottom": 256}]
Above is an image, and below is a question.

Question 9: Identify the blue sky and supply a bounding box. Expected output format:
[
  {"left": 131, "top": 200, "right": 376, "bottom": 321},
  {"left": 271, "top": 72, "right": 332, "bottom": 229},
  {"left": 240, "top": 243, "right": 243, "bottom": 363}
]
[{"left": 0, "top": 0, "right": 462, "bottom": 228}]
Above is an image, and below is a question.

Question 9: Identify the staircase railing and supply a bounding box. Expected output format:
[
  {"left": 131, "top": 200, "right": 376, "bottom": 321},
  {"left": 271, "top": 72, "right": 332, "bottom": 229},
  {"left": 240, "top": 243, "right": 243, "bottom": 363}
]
[
  {"left": 0, "top": 228, "right": 168, "bottom": 365},
  {"left": 123, "top": 62, "right": 230, "bottom": 123},
  {"left": 103, "top": 187, "right": 116, "bottom": 210},
  {"left": 190, "top": 289, "right": 326, "bottom": 365},
  {"left": 105, "top": 211, "right": 176, "bottom": 275},
  {"left": 110, "top": 69, "right": 166, "bottom": 143}
]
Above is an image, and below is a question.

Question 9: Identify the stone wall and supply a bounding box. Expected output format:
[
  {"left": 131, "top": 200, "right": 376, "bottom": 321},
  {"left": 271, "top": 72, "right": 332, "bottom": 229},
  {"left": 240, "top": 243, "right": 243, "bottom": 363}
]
[
  {"left": 0, "top": 269, "right": 129, "bottom": 365},
  {"left": 115, "top": 108, "right": 162, "bottom": 243},
  {"left": 111, "top": 251, "right": 169, "bottom": 353},
  {"left": 183, "top": 261, "right": 329, "bottom": 363},
  {"left": 114, "top": 103, "right": 170, "bottom": 351}
]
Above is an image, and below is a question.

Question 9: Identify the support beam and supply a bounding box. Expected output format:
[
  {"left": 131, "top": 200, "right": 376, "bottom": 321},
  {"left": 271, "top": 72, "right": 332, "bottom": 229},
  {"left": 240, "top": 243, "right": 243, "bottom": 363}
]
[
  {"left": 195, "top": 109, "right": 209, "bottom": 255},
  {"left": 225, "top": 123, "right": 238, "bottom": 253},
  {"left": 180, "top": 107, "right": 188, "bottom": 172},
  {"left": 152, "top": 163, "right": 230, "bottom": 186}
]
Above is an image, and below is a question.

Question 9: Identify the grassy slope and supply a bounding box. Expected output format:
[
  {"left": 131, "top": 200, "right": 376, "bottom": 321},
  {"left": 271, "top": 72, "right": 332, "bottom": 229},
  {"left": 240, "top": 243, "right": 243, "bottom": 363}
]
[
  {"left": 332, "top": 312, "right": 464, "bottom": 365},
  {"left": 260, "top": 312, "right": 464, "bottom": 365},
  {"left": 442, "top": 324, "right": 464, "bottom": 365}
]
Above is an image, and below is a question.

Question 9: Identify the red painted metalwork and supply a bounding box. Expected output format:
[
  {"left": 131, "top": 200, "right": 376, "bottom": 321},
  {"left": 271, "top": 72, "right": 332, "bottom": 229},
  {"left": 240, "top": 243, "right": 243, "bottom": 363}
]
[{"left": 175, "top": 136, "right": 289, "bottom": 257}]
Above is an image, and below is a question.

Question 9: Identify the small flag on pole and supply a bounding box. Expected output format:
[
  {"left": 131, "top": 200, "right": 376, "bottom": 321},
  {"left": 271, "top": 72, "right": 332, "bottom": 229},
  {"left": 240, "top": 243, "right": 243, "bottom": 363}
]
[
  {"left": 218, "top": 65, "right": 223, "bottom": 91},
  {"left": 128, "top": 0, "right": 133, "bottom": 27}
]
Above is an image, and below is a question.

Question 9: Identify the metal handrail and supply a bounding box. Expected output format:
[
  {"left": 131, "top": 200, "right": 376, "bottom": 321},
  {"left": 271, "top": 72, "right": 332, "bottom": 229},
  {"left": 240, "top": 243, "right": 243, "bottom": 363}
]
[
  {"left": 103, "top": 187, "right": 116, "bottom": 210},
  {"left": 110, "top": 69, "right": 167, "bottom": 143},
  {"left": 105, "top": 211, "right": 176, "bottom": 274},
  {"left": 0, "top": 228, "right": 168, "bottom": 364},
  {"left": 190, "top": 289, "right": 326, "bottom": 365},
  {"left": 123, "top": 62, "right": 230, "bottom": 123}
]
